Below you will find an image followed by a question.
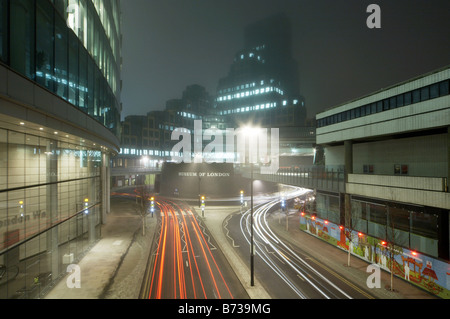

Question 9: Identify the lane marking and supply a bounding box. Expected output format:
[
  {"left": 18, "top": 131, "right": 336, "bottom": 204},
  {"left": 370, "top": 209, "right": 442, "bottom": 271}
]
[{"left": 306, "top": 256, "right": 375, "bottom": 299}]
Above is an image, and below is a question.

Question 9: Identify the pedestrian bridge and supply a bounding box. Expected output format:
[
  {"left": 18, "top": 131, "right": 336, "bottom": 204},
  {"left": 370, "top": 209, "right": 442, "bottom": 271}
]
[
  {"left": 239, "top": 165, "right": 345, "bottom": 193},
  {"left": 111, "top": 164, "right": 345, "bottom": 193}
]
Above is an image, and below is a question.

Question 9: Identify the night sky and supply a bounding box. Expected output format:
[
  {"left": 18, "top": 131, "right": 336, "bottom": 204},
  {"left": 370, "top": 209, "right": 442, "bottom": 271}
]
[{"left": 120, "top": 0, "right": 450, "bottom": 120}]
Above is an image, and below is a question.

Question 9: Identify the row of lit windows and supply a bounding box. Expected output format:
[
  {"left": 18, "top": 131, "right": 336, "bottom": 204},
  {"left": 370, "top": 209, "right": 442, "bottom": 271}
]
[
  {"left": 218, "top": 98, "right": 300, "bottom": 115},
  {"left": 219, "top": 102, "right": 278, "bottom": 115},
  {"left": 176, "top": 111, "right": 202, "bottom": 120},
  {"left": 217, "top": 86, "right": 284, "bottom": 102},
  {"left": 158, "top": 124, "right": 191, "bottom": 132},
  {"left": 120, "top": 148, "right": 180, "bottom": 158},
  {"left": 217, "top": 79, "right": 279, "bottom": 95},
  {"left": 317, "top": 80, "right": 450, "bottom": 128},
  {"left": 239, "top": 52, "right": 264, "bottom": 64}
]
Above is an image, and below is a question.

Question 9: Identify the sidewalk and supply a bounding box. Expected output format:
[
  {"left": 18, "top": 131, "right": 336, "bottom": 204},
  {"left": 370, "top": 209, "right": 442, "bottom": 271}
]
[{"left": 44, "top": 196, "right": 157, "bottom": 299}]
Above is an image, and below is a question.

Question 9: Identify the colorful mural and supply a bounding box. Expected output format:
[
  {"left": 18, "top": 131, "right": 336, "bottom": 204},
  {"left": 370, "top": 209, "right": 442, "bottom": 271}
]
[{"left": 299, "top": 214, "right": 449, "bottom": 299}]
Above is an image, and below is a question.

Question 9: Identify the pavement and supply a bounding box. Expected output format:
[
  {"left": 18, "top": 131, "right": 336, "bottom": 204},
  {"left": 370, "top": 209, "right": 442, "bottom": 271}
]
[{"left": 43, "top": 196, "right": 439, "bottom": 300}]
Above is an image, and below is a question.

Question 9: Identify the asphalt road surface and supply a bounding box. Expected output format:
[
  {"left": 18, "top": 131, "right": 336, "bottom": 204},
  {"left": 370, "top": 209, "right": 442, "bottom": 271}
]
[
  {"left": 140, "top": 197, "right": 249, "bottom": 299},
  {"left": 225, "top": 187, "right": 376, "bottom": 299}
]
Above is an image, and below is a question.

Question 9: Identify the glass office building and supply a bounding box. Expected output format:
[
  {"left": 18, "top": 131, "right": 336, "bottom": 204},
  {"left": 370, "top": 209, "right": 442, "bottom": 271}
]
[{"left": 0, "top": 0, "right": 121, "bottom": 298}]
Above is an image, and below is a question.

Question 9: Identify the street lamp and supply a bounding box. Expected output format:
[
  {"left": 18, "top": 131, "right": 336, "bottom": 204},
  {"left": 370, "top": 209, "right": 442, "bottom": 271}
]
[
  {"left": 201, "top": 195, "right": 205, "bottom": 218},
  {"left": 240, "top": 190, "right": 244, "bottom": 214},
  {"left": 150, "top": 197, "right": 155, "bottom": 217},
  {"left": 242, "top": 125, "right": 260, "bottom": 287},
  {"left": 250, "top": 161, "right": 254, "bottom": 286}
]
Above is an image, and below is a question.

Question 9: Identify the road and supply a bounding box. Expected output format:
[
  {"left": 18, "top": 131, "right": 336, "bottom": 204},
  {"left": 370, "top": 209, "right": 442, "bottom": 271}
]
[
  {"left": 140, "top": 197, "right": 249, "bottom": 299},
  {"left": 225, "top": 187, "right": 376, "bottom": 299}
]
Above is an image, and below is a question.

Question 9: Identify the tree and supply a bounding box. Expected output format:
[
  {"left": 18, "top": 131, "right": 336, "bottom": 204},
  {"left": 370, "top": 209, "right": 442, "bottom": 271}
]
[
  {"left": 344, "top": 194, "right": 358, "bottom": 267},
  {"left": 383, "top": 204, "right": 406, "bottom": 292},
  {"left": 134, "top": 185, "right": 150, "bottom": 236}
]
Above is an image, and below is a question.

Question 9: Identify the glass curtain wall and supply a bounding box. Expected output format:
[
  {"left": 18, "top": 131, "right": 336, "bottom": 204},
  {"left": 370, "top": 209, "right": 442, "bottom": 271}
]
[
  {"left": 3, "top": 0, "right": 121, "bottom": 137},
  {"left": 351, "top": 199, "right": 439, "bottom": 258},
  {"left": 0, "top": 128, "right": 102, "bottom": 299}
]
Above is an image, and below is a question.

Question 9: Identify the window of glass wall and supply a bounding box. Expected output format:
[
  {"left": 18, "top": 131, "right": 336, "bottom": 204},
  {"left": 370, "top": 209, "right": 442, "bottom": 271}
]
[
  {"left": 0, "top": 127, "right": 103, "bottom": 299},
  {"left": 351, "top": 199, "right": 439, "bottom": 258},
  {"left": 0, "top": 0, "right": 7, "bottom": 63},
  {"left": 4, "top": 0, "right": 121, "bottom": 138},
  {"left": 10, "top": 0, "right": 35, "bottom": 80},
  {"left": 36, "top": 0, "right": 54, "bottom": 92},
  {"left": 315, "top": 193, "right": 340, "bottom": 224}
]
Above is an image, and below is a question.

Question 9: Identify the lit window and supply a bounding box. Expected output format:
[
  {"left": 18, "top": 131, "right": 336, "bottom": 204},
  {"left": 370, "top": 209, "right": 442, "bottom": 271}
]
[{"left": 283, "top": 100, "right": 287, "bottom": 106}]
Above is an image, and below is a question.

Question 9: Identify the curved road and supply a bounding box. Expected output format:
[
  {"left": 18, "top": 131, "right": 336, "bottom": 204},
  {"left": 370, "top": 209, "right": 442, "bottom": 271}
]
[{"left": 226, "top": 187, "right": 376, "bottom": 299}]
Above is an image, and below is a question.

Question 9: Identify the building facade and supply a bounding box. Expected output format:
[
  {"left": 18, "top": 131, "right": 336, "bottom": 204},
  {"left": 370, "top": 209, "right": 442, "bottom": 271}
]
[
  {"left": 0, "top": 0, "right": 121, "bottom": 298},
  {"left": 215, "top": 13, "right": 306, "bottom": 128},
  {"left": 113, "top": 14, "right": 313, "bottom": 184},
  {"left": 313, "top": 66, "right": 449, "bottom": 298}
]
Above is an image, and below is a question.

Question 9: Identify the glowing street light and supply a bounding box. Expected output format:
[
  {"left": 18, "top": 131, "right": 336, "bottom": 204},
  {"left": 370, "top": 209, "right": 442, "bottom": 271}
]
[
  {"left": 150, "top": 196, "right": 155, "bottom": 217},
  {"left": 84, "top": 198, "right": 89, "bottom": 214},
  {"left": 201, "top": 195, "right": 205, "bottom": 218}
]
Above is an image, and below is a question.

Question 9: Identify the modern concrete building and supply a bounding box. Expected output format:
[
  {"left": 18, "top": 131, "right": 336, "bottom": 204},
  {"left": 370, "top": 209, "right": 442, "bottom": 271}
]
[
  {"left": 0, "top": 0, "right": 122, "bottom": 298},
  {"left": 313, "top": 66, "right": 449, "bottom": 297}
]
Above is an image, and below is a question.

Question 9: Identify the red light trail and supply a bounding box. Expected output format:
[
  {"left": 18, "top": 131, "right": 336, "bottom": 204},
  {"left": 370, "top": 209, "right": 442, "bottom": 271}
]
[{"left": 146, "top": 198, "right": 233, "bottom": 299}]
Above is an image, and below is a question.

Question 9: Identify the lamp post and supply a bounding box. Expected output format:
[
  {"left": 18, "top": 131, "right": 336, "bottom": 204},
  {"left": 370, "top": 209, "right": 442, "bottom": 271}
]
[
  {"left": 150, "top": 197, "right": 155, "bottom": 217},
  {"left": 242, "top": 125, "right": 260, "bottom": 287},
  {"left": 201, "top": 195, "right": 205, "bottom": 218},
  {"left": 250, "top": 162, "right": 254, "bottom": 286}
]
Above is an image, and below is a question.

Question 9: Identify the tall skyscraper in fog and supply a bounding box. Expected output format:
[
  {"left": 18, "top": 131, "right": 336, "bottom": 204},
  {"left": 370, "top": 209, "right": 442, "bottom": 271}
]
[{"left": 215, "top": 13, "right": 305, "bottom": 127}]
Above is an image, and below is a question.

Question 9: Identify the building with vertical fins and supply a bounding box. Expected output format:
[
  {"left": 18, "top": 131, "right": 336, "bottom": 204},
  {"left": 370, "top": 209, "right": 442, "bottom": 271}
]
[{"left": 0, "top": 0, "right": 122, "bottom": 298}]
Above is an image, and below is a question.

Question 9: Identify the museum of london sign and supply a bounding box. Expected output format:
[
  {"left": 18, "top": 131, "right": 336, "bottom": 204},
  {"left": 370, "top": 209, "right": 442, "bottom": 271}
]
[{"left": 178, "top": 171, "right": 231, "bottom": 178}]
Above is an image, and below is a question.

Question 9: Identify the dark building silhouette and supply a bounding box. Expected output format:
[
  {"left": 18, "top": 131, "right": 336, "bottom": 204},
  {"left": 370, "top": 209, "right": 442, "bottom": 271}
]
[{"left": 215, "top": 13, "right": 306, "bottom": 128}]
